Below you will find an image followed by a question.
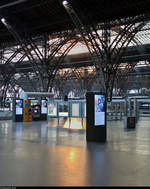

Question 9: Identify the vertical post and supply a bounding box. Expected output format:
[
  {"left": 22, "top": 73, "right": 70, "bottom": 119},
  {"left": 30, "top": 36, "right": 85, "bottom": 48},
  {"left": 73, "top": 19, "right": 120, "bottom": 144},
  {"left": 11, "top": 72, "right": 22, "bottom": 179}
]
[
  {"left": 120, "top": 102, "right": 122, "bottom": 120},
  {"left": 136, "top": 100, "right": 140, "bottom": 122},
  {"left": 128, "top": 98, "right": 132, "bottom": 117},
  {"left": 115, "top": 103, "right": 118, "bottom": 120},
  {"left": 124, "top": 98, "right": 128, "bottom": 117},
  {"left": 133, "top": 98, "right": 137, "bottom": 117}
]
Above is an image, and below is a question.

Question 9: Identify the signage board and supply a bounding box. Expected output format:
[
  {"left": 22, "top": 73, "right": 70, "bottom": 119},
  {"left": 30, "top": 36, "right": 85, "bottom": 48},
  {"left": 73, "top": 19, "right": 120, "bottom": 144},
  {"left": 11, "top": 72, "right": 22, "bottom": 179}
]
[{"left": 48, "top": 103, "right": 57, "bottom": 116}]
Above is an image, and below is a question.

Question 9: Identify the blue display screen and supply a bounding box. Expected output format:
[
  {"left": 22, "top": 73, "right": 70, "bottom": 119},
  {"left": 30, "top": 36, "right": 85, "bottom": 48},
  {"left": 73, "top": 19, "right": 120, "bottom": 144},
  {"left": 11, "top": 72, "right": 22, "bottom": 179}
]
[
  {"left": 16, "top": 100, "right": 23, "bottom": 115},
  {"left": 41, "top": 100, "right": 47, "bottom": 114},
  {"left": 94, "top": 94, "right": 105, "bottom": 126}
]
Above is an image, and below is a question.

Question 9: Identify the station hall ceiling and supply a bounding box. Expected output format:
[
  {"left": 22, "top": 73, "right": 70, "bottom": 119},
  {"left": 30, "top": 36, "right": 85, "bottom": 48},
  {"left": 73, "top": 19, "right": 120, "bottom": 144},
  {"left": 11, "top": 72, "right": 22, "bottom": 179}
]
[{"left": 0, "top": 0, "right": 150, "bottom": 44}]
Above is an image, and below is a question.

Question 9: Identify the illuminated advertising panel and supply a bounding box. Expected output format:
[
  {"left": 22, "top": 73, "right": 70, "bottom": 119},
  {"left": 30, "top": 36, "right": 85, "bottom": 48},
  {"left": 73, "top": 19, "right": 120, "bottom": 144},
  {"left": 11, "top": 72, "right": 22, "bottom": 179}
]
[
  {"left": 72, "top": 103, "right": 79, "bottom": 117},
  {"left": 94, "top": 94, "right": 105, "bottom": 126},
  {"left": 48, "top": 103, "right": 57, "bottom": 116},
  {"left": 16, "top": 100, "right": 23, "bottom": 115},
  {"left": 41, "top": 100, "right": 47, "bottom": 114}
]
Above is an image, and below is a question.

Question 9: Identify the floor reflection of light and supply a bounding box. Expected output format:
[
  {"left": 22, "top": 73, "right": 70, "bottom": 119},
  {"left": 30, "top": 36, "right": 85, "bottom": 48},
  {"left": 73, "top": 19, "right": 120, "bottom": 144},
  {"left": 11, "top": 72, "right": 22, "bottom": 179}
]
[
  {"left": 2, "top": 124, "right": 9, "bottom": 135},
  {"left": 47, "top": 146, "right": 88, "bottom": 185},
  {"left": 69, "top": 149, "right": 75, "bottom": 163},
  {"left": 63, "top": 118, "right": 86, "bottom": 130}
]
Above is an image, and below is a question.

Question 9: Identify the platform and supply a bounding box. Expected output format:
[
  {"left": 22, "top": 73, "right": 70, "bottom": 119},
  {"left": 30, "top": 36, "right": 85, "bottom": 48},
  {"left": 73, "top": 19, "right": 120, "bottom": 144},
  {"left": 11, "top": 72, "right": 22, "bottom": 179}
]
[{"left": 0, "top": 117, "right": 150, "bottom": 186}]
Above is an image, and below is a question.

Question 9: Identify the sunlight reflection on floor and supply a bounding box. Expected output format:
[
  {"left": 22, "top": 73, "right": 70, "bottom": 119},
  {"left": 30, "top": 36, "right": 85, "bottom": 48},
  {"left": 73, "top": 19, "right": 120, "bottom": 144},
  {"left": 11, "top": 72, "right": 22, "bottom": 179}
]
[{"left": 63, "top": 118, "right": 86, "bottom": 130}]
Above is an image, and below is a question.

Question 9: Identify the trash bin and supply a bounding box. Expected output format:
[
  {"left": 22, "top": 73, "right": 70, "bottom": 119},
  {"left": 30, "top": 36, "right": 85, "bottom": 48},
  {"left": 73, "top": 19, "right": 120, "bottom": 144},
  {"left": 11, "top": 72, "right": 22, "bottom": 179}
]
[{"left": 124, "top": 116, "right": 136, "bottom": 129}]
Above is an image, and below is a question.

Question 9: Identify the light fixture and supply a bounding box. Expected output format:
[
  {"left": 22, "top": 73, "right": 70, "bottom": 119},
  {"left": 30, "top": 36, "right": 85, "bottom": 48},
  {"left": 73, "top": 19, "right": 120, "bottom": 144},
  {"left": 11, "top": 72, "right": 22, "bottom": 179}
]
[
  {"left": 1, "top": 18, "right": 6, "bottom": 24},
  {"left": 62, "top": 0, "right": 68, "bottom": 6},
  {"left": 1, "top": 17, "right": 11, "bottom": 29}
]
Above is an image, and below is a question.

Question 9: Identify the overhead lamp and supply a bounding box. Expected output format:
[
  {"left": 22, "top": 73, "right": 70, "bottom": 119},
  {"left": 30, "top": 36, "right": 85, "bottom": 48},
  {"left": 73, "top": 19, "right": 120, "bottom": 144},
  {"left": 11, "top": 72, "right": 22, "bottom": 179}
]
[
  {"left": 1, "top": 18, "right": 7, "bottom": 25},
  {"left": 62, "top": 0, "right": 68, "bottom": 6},
  {"left": 1, "top": 17, "right": 11, "bottom": 29}
]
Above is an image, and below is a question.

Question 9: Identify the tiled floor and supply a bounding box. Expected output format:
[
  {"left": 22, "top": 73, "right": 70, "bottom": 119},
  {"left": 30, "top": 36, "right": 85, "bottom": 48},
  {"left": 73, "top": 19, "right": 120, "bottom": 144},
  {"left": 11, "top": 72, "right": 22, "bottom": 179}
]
[{"left": 0, "top": 117, "right": 150, "bottom": 186}]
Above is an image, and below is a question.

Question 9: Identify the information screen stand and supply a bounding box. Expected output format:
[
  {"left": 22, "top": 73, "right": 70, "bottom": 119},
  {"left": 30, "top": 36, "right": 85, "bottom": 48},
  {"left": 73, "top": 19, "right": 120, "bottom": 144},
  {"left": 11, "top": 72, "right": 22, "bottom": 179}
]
[
  {"left": 41, "top": 99, "right": 48, "bottom": 121},
  {"left": 86, "top": 92, "right": 107, "bottom": 142},
  {"left": 13, "top": 98, "right": 23, "bottom": 122}
]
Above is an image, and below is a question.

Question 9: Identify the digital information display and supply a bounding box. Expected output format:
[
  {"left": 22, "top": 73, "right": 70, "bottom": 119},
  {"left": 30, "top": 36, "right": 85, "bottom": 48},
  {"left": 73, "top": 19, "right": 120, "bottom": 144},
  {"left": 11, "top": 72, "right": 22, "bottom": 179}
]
[
  {"left": 94, "top": 94, "right": 105, "bottom": 126},
  {"left": 41, "top": 100, "right": 47, "bottom": 114},
  {"left": 16, "top": 100, "right": 23, "bottom": 115}
]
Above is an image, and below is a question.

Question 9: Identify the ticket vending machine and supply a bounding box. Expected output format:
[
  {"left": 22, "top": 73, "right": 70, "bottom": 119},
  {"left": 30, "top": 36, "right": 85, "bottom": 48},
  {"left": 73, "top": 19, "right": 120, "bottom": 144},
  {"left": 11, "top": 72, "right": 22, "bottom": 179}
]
[
  {"left": 32, "top": 105, "right": 41, "bottom": 121},
  {"left": 23, "top": 100, "right": 32, "bottom": 122},
  {"left": 13, "top": 99, "right": 23, "bottom": 122},
  {"left": 86, "top": 92, "right": 107, "bottom": 142}
]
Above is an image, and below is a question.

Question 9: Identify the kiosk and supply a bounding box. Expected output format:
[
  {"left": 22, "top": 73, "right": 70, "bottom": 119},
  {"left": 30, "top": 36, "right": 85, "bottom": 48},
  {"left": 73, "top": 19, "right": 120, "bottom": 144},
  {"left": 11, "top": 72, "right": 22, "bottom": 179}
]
[
  {"left": 86, "top": 92, "right": 106, "bottom": 142},
  {"left": 32, "top": 104, "right": 41, "bottom": 121},
  {"left": 13, "top": 99, "right": 23, "bottom": 122},
  {"left": 23, "top": 99, "right": 32, "bottom": 122},
  {"left": 41, "top": 99, "right": 47, "bottom": 121}
]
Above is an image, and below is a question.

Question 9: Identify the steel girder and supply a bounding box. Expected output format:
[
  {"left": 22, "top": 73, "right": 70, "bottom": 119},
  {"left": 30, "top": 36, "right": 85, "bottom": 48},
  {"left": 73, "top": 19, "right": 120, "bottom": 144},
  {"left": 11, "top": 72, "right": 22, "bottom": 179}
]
[
  {"left": 62, "top": 0, "right": 149, "bottom": 101},
  {"left": 0, "top": 7, "right": 82, "bottom": 97}
]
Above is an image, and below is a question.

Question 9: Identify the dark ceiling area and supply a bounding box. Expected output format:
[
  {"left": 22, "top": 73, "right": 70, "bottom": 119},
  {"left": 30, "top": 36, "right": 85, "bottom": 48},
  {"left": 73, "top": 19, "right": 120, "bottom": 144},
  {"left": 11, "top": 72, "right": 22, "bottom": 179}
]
[
  {"left": 0, "top": 0, "right": 150, "bottom": 98},
  {"left": 0, "top": 0, "right": 150, "bottom": 44}
]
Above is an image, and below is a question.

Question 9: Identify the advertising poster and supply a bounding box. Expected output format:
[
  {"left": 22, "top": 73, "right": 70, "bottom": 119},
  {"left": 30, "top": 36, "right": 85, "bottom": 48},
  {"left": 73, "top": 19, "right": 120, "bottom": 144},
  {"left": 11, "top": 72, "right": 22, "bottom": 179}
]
[
  {"left": 41, "top": 100, "right": 47, "bottom": 114},
  {"left": 94, "top": 94, "right": 105, "bottom": 126},
  {"left": 16, "top": 100, "right": 23, "bottom": 115},
  {"left": 72, "top": 103, "right": 79, "bottom": 117},
  {"left": 48, "top": 103, "right": 57, "bottom": 116}
]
